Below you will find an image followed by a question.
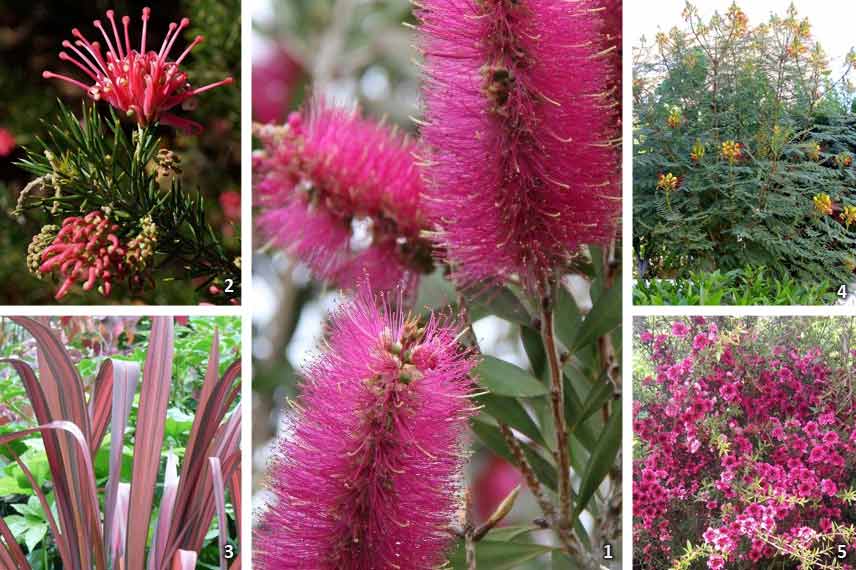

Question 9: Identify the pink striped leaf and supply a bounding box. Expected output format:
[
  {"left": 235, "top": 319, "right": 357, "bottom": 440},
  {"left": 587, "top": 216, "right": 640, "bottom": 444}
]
[{"left": 125, "top": 317, "right": 174, "bottom": 570}]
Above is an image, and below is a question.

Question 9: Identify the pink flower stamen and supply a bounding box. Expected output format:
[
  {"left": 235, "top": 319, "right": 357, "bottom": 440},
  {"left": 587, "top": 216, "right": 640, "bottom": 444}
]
[{"left": 43, "top": 7, "right": 234, "bottom": 133}]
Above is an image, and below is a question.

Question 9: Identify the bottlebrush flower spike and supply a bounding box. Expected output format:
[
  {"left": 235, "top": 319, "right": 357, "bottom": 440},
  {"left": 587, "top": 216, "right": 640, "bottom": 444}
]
[
  {"left": 254, "top": 101, "right": 433, "bottom": 294},
  {"left": 417, "top": 0, "right": 620, "bottom": 292},
  {"left": 255, "top": 290, "right": 477, "bottom": 570},
  {"left": 38, "top": 211, "right": 128, "bottom": 300},
  {"left": 43, "top": 7, "right": 233, "bottom": 133}
]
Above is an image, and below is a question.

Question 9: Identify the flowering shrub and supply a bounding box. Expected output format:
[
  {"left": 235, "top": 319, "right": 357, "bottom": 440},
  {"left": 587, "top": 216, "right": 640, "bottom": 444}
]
[
  {"left": 634, "top": 318, "right": 856, "bottom": 569},
  {"left": 633, "top": 3, "right": 856, "bottom": 286}
]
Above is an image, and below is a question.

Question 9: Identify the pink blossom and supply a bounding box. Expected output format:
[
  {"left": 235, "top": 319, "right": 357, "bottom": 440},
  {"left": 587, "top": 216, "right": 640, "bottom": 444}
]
[
  {"left": 0, "top": 128, "right": 15, "bottom": 157},
  {"left": 820, "top": 479, "right": 838, "bottom": 496},
  {"left": 43, "top": 8, "right": 233, "bottom": 133},
  {"left": 416, "top": 0, "right": 620, "bottom": 292},
  {"left": 254, "top": 102, "right": 431, "bottom": 294},
  {"left": 253, "top": 44, "right": 303, "bottom": 123},
  {"left": 39, "top": 211, "right": 127, "bottom": 300},
  {"left": 255, "top": 290, "right": 477, "bottom": 570},
  {"left": 671, "top": 321, "right": 689, "bottom": 337},
  {"left": 219, "top": 191, "right": 241, "bottom": 222}
]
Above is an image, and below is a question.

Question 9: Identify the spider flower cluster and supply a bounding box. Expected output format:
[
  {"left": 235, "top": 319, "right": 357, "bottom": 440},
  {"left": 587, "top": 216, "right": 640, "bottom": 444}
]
[
  {"left": 416, "top": 0, "right": 621, "bottom": 291},
  {"left": 43, "top": 7, "right": 233, "bottom": 133},
  {"left": 255, "top": 292, "right": 477, "bottom": 570},
  {"left": 254, "top": 103, "right": 432, "bottom": 293},
  {"left": 36, "top": 211, "right": 129, "bottom": 300}
]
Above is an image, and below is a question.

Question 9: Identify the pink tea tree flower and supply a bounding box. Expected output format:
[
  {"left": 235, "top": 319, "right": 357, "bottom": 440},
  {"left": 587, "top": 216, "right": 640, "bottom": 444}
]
[
  {"left": 254, "top": 290, "right": 477, "bottom": 570},
  {"left": 254, "top": 102, "right": 433, "bottom": 294},
  {"left": 37, "top": 211, "right": 128, "bottom": 300},
  {"left": 43, "top": 7, "right": 233, "bottom": 133},
  {"left": 634, "top": 318, "right": 856, "bottom": 569},
  {"left": 416, "top": 0, "right": 621, "bottom": 292}
]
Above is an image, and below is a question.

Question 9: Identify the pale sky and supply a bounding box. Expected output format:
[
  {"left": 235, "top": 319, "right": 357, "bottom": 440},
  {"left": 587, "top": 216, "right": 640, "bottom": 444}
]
[{"left": 630, "top": 0, "right": 856, "bottom": 71}]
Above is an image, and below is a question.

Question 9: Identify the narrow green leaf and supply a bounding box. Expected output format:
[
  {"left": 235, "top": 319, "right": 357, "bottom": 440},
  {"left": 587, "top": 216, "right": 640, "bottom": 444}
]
[
  {"left": 554, "top": 287, "right": 582, "bottom": 350},
  {"left": 475, "top": 395, "right": 546, "bottom": 447},
  {"left": 476, "top": 356, "right": 548, "bottom": 398},
  {"left": 520, "top": 326, "right": 546, "bottom": 380},
  {"left": 470, "top": 418, "right": 557, "bottom": 492},
  {"left": 447, "top": 539, "right": 554, "bottom": 570},
  {"left": 569, "top": 276, "right": 622, "bottom": 352},
  {"left": 468, "top": 288, "right": 532, "bottom": 325},
  {"left": 573, "top": 405, "right": 622, "bottom": 519}
]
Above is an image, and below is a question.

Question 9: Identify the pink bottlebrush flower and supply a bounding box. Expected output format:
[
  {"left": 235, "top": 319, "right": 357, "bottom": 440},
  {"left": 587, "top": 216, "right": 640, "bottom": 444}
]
[
  {"left": 43, "top": 7, "right": 233, "bottom": 133},
  {"left": 39, "top": 211, "right": 127, "bottom": 300},
  {"left": 0, "top": 128, "right": 15, "bottom": 157},
  {"left": 254, "top": 102, "right": 433, "bottom": 293},
  {"left": 417, "top": 0, "right": 620, "bottom": 292},
  {"left": 255, "top": 290, "right": 477, "bottom": 570}
]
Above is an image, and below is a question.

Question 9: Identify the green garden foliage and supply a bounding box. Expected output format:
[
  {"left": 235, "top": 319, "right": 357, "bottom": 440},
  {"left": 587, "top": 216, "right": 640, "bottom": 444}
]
[{"left": 634, "top": 3, "right": 856, "bottom": 289}]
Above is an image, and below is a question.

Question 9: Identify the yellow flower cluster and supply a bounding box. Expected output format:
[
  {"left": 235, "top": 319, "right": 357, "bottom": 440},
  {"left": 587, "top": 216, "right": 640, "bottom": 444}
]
[
  {"left": 841, "top": 206, "right": 856, "bottom": 228},
  {"left": 667, "top": 108, "right": 682, "bottom": 129},
  {"left": 657, "top": 172, "right": 679, "bottom": 192},
  {"left": 813, "top": 193, "right": 834, "bottom": 216},
  {"left": 720, "top": 140, "right": 742, "bottom": 164}
]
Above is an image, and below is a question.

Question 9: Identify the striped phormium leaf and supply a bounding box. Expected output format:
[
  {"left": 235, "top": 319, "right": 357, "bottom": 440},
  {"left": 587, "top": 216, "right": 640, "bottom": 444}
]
[{"left": 0, "top": 317, "right": 242, "bottom": 570}]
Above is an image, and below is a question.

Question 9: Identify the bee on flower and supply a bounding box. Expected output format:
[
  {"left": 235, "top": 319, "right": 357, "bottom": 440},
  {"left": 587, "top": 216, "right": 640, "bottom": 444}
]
[
  {"left": 690, "top": 140, "right": 705, "bottom": 163},
  {"left": 813, "top": 193, "right": 834, "bottom": 216},
  {"left": 720, "top": 140, "right": 742, "bottom": 164},
  {"left": 657, "top": 172, "right": 680, "bottom": 193},
  {"left": 840, "top": 205, "right": 856, "bottom": 228},
  {"left": 835, "top": 152, "right": 853, "bottom": 168},
  {"left": 667, "top": 107, "right": 682, "bottom": 129}
]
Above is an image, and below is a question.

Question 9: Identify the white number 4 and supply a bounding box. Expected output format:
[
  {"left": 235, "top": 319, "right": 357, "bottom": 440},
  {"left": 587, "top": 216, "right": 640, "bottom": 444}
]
[{"left": 838, "top": 285, "right": 848, "bottom": 299}]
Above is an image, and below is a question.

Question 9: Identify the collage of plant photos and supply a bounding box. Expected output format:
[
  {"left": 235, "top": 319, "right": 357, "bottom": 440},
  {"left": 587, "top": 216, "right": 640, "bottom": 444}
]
[{"left": 0, "top": 1, "right": 854, "bottom": 570}]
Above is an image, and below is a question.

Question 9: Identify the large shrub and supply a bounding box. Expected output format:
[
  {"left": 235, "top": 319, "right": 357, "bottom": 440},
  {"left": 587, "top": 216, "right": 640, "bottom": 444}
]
[
  {"left": 633, "top": 3, "right": 856, "bottom": 283},
  {"left": 633, "top": 317, "right": 856, "bottom": 569}
]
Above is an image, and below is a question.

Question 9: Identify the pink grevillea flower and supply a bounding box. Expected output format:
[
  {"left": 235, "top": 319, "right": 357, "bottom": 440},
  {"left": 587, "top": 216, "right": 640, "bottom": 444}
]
[
  {"left": 43, "top": 8, "right": 233, "bottom": 133},
  {"left": 417, "top": 0, "right": 620, "bottom": 292},
  {"left": 255, "top": 291, "right": 477, "bottom": 570},
  {"left": 0, "top": 128, "right": 15, "bottom": 157},
  {"left": 39, "top": 211, "right": 127, "bottom": 300},
  {"left": 254, "top": 102, "right": 433, "bottom": 293}
]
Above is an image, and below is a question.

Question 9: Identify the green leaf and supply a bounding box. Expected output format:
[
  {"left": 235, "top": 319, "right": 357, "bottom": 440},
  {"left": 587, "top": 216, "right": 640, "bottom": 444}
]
[
  {"left": 554, "top": 287, "right": 582, "bottom": 350},
  {"left": 574, "top": 404, "right": 622, "bottom": 519},
  {"left": 470, "top": 418, "right": 557, "bottom": 492},
  {"left": 569, "top": 276, "right": 622, "bottom": 352},
  {"left": 468, "top": 288, "right": 531, "bottom": 325},
  {"left": 552, "top": 551, "right": 574, "bottom": 569},
  {"left": 475, "top": 394, "right": 546, "bottom": 447},
  {"left": 483, "top": 525, "right": 542, "bottom": 542},
  {"left": 520, "top": 326, "right": 546, "bottom": 380},
  {"left": 475, "top": 356, "right": 548, "bottom": 398},
  {"left": 24, "top": 522, "right": 47, "bottom": 553},
  {"left": 447, "top": 539, "right": 554, "bottom": 569}
]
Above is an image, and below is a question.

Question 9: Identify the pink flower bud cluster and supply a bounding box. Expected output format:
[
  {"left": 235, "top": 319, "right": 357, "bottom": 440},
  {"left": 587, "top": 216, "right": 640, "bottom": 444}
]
[
  {"left": 39, "top": 211, "right": 128, "bottom": 300},
  {"left": 416, "top": 0, "right": 621, "bottom": 292},
  {"left": 255, "top": 290, "right": 477, "bottom": 570},
  {"left": 634, "top": 318, "right": 856, "bottom": 568},
  {"left": 43, "top": 8, "right": 233, "bottom": 133},
  {"left": 254, "top": 102, "right": 432, "bottom": 294}
]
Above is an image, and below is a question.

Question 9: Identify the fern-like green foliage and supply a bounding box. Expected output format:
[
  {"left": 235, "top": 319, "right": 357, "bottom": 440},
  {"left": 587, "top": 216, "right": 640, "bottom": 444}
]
[
  {"left": 16, "top": 102, "right": 240, "bottom": 301},
  {"left": 634, "top": 3, "right": 856, "bottom": 287}
]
